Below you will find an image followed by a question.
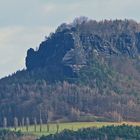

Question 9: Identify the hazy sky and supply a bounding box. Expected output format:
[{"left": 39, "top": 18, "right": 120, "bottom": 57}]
[{"left": 0, "top": 0, "right": 140, "bottom": 78}]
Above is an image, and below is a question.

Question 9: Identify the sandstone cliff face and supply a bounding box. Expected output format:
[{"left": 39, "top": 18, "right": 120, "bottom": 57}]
[{"left": 26, "top": 19, "right": 140, "bottom": 79}]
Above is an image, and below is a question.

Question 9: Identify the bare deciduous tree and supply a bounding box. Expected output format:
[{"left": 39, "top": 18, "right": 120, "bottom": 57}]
[
  {"left": 40, "top": 118, "right": 43, "bottom": 132},
  {"left": 34, "top": 117, "right": 37, "bottom": 132},
  {"left": 3, "top": 117, "right": 7, "bottom": 129},
  {"left": 26, "top": 117, "right": 30, "bottom": 132},
  {"left": 56, "top": 121, "right": 59, "bottom": 133},
  {"left": 14, "top": 117, "right": 18, "bottom": 131},
  {"left": 22, "top": 117, "right": 25, "bottom": 129},
  {"left": 47, "top": 123, "right": 50, "bottom": 132}
]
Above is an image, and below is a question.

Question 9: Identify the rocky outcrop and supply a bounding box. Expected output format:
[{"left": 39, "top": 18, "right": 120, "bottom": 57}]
[{"left": 26, "top": 18, "right": 140, "bottom": 80}]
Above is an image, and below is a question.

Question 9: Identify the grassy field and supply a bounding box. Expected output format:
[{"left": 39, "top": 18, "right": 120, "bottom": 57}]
[{"left": 10, "top": 122, "right": 126, "bottom": 136}]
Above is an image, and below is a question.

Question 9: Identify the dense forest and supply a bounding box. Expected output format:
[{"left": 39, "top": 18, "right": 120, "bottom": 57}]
[
  {"left": 1, "top": 17, "right": 140, "bottom": 126},
  {"left": 39, "top": 125, "right": 140, "bottom": 140}
]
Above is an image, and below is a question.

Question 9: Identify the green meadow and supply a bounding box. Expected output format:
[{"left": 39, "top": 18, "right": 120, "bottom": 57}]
[{"left": 10, "top": 122, "right": 123, "bottom": 136}]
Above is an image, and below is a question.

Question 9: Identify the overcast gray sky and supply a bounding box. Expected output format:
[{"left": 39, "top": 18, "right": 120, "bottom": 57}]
[{"left": 0, "top": 0, "right": 140, "bottom": 78}]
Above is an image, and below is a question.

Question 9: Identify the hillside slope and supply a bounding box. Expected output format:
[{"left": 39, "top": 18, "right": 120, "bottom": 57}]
[{"left": 1, "top": 18, "right": 140, "bottom": 126}]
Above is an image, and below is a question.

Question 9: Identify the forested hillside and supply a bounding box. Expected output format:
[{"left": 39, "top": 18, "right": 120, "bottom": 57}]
[{"left": 1, "top": 17, "right": 140, "bottom": 126}]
